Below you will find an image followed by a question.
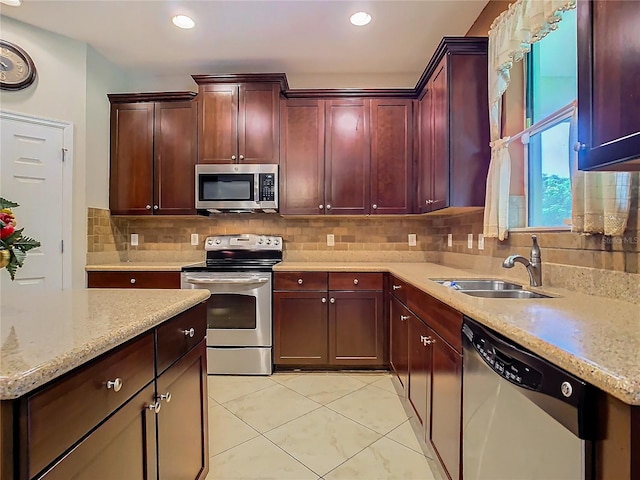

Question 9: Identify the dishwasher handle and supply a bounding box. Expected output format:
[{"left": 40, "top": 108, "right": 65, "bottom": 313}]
[{"left": 184, "top": 277, "right": 269, "bottom": 286}]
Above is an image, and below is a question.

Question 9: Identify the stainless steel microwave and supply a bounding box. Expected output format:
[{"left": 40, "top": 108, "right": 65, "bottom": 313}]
[{"left": 195, "top": 164, "right": 278, "bottom": 212}]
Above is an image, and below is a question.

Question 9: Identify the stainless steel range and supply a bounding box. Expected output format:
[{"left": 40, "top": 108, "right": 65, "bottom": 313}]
[{"left": 180, "top": 234, "right": 282, "bottom": 375}]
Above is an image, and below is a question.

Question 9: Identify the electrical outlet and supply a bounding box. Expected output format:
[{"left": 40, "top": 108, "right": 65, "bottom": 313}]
[
  {"left": 408, "top": 233, "right": 417, "bottom": 247},
  {"left": 468, "top": 234, "right": 474, "bottom": 249},
  {"left": 130, "top": 233, "right": 139, "bottom": 246},
  {"left": 327, "top": 234, "right": 335, "bottom": 247},
  {"left": 191, "top": 233, "right": 199, "bottom": 246},
  {"left": 478, "top": 234, "right": 485, "bottom": 250},
  {"left": 447, "top": 234, "right": 453, "bottom": 247}
]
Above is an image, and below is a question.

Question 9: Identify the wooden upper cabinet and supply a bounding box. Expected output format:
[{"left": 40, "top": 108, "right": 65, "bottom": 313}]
[
  {"left": 415, "top": 38, "right": 490, "bottom": 213},
  {"left": 280, "top": 99, "right": 326, "bottom": 214},
  {"left": 109, "top": 102, "right": 154, "bottom": 215},
  {"left": 577, "top": 0, "right": 640, "bottom": 171},
  {"left": 325, "top": 99, "right": 371, "bottom": 215},
  {"left": 370, "top": 99, "right": 413, "bottom": 214},
  {"left": 194, "top": 76, "right": 283, "bottom": 164},
  {"left": 109, "top": 93, "right": 197, "bottom": 216}
]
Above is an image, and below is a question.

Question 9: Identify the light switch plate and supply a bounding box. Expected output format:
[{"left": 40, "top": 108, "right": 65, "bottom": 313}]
[
  {"left": 408, "top": 233, "right": 417, "bottom": 247},
  {"left": 478, "top": 234, "right": 485, "bottom": 250},
  {"left": 468, "top": 234, "right": 473, "bottom": 249},
  {"left": 130, "top": 233, "right": 139, "bottom": 246},
  {"left": 191, "top": 233, "right": 199, "bottom": 246},
  {"left": 327, "top": 234, "right": 335, "bottom": 247},
  {"left": 447, "top": 234, "right": 453, "bottom": 247}
]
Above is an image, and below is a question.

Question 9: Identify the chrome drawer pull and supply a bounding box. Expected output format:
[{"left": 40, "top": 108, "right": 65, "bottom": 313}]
[
  {"left": 392, "top": 285, "right": 401, "bottom": 290},
  {"left": 147, "top": 401, "right": 161, "bottom": 414},
  {"left": 330, "top": 298, "right": 335, "bottom": 304},
  {"left": 184, "top": 328, "right": 195, "bottom": 337},
  {"left": 158, "top": 392, "right": 172, "bottom": 403},
  {"left": 130, "top": 278, "right": 136, "bottom": 284},
  {"left": 106, "top": 378, "right": 123, "bottom": 392},
  {"left": 353, "top": 278, "right": 359, "bottom": 285},
  {"left": 400, "top": 315, "right": 409, "bottom": 321},
  {"left": 298, "top": 278, "right": 303, "bottom": 285},
  {"left": 322, "top": 297, "right": 327, "bottom": 303}
]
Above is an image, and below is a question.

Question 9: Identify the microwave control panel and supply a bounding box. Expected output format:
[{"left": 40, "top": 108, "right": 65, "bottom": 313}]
[{"left": 259, "top": 173, "right": 276, "bottom": 202}]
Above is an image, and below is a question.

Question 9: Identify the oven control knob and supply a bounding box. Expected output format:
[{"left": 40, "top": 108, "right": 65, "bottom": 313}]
[
  {"left": 258, "top": 237, "right": 264, "bottom": 244},
  {"left": 561, "top": 381, "right": 573, "bottom": 398},
  {"left": 214, "top": 239, "right": 222, "bottom": 245},
  {"left": 273, "top": 238, "right": 280, "bottom": 246},
  {"left": 266, "top": 238, "right": 272, "bottom": 245},
  {"left": 206, "top": 238, "right": 214, "bottom": 246}
]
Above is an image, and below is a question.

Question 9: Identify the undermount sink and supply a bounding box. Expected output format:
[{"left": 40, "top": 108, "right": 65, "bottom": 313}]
[
  {"left": 432, "top": 279, "right": 522, "bottom": 291},
  {"left": 432, "top": 278, "right": 553, "bottom": 299},
  {"left": 460, "top": 290, "right": 552, "bottom": 299}
]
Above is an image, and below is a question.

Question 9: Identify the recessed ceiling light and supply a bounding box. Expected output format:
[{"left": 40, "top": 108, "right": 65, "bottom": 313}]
[
  {"left": 0, "top": 0, "right": 22, "bottom": 6},
  {"left": 172, "top": 15, "right": 195, "bottom": 29},
  {"left": 350, "top": 11, "right": 372, "bottom": 27}
]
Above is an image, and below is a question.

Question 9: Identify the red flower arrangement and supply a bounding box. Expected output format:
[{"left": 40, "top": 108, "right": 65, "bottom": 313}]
[{"left": 0, "top": 197, "right": 41, "bottom": 280}]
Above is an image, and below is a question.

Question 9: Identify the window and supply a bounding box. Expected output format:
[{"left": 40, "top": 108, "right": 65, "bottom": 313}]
[{"left": 522, "top": 9, "right": 577, "bottom": 228}]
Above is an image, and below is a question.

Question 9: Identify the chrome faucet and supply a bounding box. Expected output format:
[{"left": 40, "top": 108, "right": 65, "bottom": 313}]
[{"left": 502, "top": 235, "right": 542, "bottom": 287}]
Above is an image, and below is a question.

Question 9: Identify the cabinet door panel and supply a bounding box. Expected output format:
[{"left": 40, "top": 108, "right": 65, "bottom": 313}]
[
  {"left": 431, "top": 60, "right": 449, "bottom": 212},
  {"left": 238, "top": 83, "right": 280, "bottom": 164},
  {"left": 280, "top": 99, "right": 325, "bottom": 214},
  {"left": 430, "top": 335, "right": 462, "bottom": 480},
  {"left": 389, "top": 297, "right": 409, "bottom": 393},
  {"left": 417, "top": 88, "right": 433, "bottom": 213},
  {"left": 38, "top": 383, "right": 156, "bottom": 480},
  {"left": 370, "top": 99, "right": 413, "bottom": 214},
  {"left": 273, "top": 292, "right": 328, "bottom": 365},
  {"left": 329, "top": 292, "right": 384, "bottom": 366},
  {"left": 408, "top": 316, "right": 431, "bottom": 432},
  {"left": 109, "top": 103, "right": 154, "bottom": 215},
  {"left": 578, "top": 0, "right": 640, "bottom": 170},
  {"left": 154, "top": 101, "right": 197, "bottom": 214},
  {"left": 198, "top": 85, "right": 238, "bottom": 164},
  {"left": 325, "top": 99, "right": 370, "bottom": 215},
  {"left": 157, "top": 342, "right": 208, "bottom": 480}
]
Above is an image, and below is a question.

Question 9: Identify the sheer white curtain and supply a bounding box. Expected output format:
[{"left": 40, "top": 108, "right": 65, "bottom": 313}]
[{"left": 483, "top": 0, "right": 576, "bottom": 240}]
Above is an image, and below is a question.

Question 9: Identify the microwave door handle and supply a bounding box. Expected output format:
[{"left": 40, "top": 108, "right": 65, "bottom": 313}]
[{"left": 185, "top": 277, "right": 269, "bottom": 286}]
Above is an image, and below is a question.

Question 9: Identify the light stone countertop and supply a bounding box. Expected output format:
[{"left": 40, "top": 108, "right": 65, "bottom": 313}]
[
  {"left": 0, "top": 288, "right": 210, "bottom": 400},
  {"left": 85, "top": 261, "right": 200, "bottom": 272},
  {"left": 275, "top": 261, "right": 640, "bottom": 406}
]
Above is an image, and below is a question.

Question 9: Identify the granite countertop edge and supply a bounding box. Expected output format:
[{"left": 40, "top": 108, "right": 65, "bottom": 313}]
[
  {"left": 0, "top": 290, "right": 210, "bottom": 401},
  {"left": 274, "top": 261, "right": 640, "bottom": 406},
  {"left": 85, "top": 262, "right": 198, "bottom": 272}
]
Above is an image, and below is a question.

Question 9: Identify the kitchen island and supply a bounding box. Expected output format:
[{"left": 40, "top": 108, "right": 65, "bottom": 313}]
[{"left": 0, "top": 288, "right": 210, "bottom": 480}]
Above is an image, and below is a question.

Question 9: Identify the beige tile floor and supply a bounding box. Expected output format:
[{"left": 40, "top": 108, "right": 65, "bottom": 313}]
[{"left": 205, "top": 372, "right": 438, "bottom": 480}]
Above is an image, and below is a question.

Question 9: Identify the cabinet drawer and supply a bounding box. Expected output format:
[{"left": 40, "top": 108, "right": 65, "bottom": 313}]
[
  {"left": 274, "top": 271, "right": 328, "bottom": 291},
  {"left": 87, "top": 271, "right": 180, "bottom": 289},
  {"left": 156, "top": 302, "right": 207, "bottom": 375},
  {"left": 329, "top": 272, "right": 383, "bottom": 291},
  {"left": 389, "top": 275, "right": 410, "bottom": 305},
  {"left": 26, "top": 333, "right": 155, "bottom": 477},
  {"left": 407, "top": 288, "right": 462, "bottom": 353}
]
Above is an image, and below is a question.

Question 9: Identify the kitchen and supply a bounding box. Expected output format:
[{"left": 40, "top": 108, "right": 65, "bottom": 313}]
[{"left": 1, "top": 0, "right": 639, "bottom": 479}]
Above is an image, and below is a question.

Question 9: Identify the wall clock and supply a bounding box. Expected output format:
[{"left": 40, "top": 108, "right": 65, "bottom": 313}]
[{"left": 0, "top": 40, "right": 37, "bottom": 90}]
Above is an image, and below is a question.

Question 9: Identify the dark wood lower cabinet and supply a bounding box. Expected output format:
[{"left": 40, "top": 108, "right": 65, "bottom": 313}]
[
  {"left": 389, "top": 297, "right": 409, "bottom": 393},
  {"left": 329, "top": 291, "right": 384, "bottom": 366},
  {"left": 87, "top": 271, "right": 180, "bottom": 289},
  {"left": 430, "top": 332, "right": 462, "bottom": 480},
  {"left": 273, "top": 291, "right": 328, "bottom": 365},
  {"left": 39, "top": 383, "right": 157, "bottom": 480},
  {"left": 157, "top": 342, "right": 208, "bottom": 480},
  {"left": 408, "top": 315, "right": 431, "bottom": 431}
]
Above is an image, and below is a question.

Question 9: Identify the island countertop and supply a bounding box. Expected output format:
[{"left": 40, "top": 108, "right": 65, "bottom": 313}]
[
  {"left": 0, "top": 288, "right": 210, "bottom": 400},
  {"left": 274, "top": 261, "right": 640, "bottom": 406}
]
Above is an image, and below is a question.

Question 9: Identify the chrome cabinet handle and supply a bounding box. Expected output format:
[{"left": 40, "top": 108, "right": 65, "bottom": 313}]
[
  {"left": 573, "top": 142, "right": 587, "bottom": 152},
  {"left": 158, "top": 392, "right": 172, "bottom": 403},
  {"left": 298, "top": 278, "right": 303, "bottom": 285},
  {"left": 153, "top": 205, "right": 158, "bottom": 210},
  {"left": 392, "top": 285, "right": 401, "bottom": 290},
  {"left": 146, "top": 205, "right": 151, "bottom": 210},
  {"left": 353, "top": 279, "right": 359, "bottom": 285},
  {"left": 106, "top": 378, "right": 123, "bottom": 392},
  {"left": 130, "top": 278, "right": 136, "bottom": 284},
  {"left": 330, "top": 298, "right": 335, "bottom": 304},
  {"left": 420, "top": 335, "right": 433, "bottom": 346},
  {"left": 231, "top": 155, "right": 236, "bottom": 161},
  {"left": 319, "top": 204, "right": 324, "bottom": 210},
  {"left": 239, "top": 154, "right": 244, "bottom": 160},
  {"left": 147, "top": 401, "right": 161, "bottom": 414},
  {"left": 326, "top": 204, "right": 332, "bottom": 210},
  {"left": 372, "top": 204, "right": 377, "bottom": 210},
  {"left": 184, "top": 328, "right": 195, "bottom": 337},
  {"left": 322, "top": 297, "right": 327, "bottom": 303},
  {"left": 400, "top": 315, "right": 409, "bottom": 321}
]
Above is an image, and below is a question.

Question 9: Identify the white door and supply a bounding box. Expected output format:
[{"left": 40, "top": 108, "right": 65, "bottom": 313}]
[{"left": 0, "top": 113, "right": 66, "bottom": 291}]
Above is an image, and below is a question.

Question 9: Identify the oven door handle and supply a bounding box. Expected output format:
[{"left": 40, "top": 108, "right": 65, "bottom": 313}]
[{"left": 184, "top": 277, "right": 269, "bottom": 286}]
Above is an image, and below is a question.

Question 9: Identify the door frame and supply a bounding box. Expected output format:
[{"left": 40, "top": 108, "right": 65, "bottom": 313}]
[{"left": 0, "top": 110, "right": 74, "bottom": 289}]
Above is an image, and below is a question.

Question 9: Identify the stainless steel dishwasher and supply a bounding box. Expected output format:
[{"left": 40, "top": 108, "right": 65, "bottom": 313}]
[{"left": 462, "top": 317, "right": 596, "bottom": 480}]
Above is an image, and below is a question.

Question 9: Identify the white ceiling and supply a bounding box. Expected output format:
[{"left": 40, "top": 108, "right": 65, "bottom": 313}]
[{"left": 1, "top": 0, "right": 489, "bottom": 88}]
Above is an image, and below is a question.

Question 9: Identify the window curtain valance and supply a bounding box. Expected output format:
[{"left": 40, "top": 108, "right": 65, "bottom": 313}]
[{"left": 483, "top": 0, "right": 576, "bottom": 240}]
